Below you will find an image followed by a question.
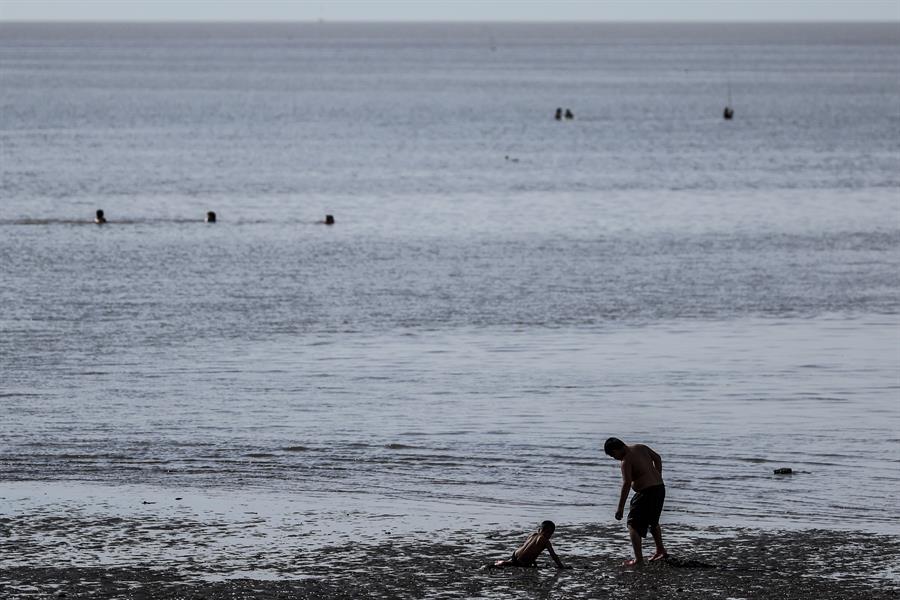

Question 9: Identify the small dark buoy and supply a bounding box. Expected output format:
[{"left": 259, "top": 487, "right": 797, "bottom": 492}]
[
  {"left": 205, "top": 211, "right": 216, "bottom": 223},
  {"left": 324, "top": 214, "right": 335, "bottom": 225},
  {"left": 94, "top": 209, "right": 106, "bottom": 224},
  {"left": 564, "top": 109, "right": 574, "bottom": 120},
  {"left": 773, "top": 467, "right": 792, "bottom": 475},
  {"left": 554, "top": 107, "right": 562, "bottom": 121},
  {"left": 723, "top": 106, "right": 734, "bottom": 120}
]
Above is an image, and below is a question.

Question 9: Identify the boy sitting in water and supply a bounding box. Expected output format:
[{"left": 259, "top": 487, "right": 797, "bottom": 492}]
[{"left": 493, "top": 520, "right": 569, "bottom": 569}]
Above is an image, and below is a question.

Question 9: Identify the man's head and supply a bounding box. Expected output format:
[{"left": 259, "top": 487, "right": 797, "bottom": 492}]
[
  {"left": 540, "top": 520, "right": 556, "bottom": 537},
  {"left": 604, "top": 437, "right": 627, "bottom": 460}
]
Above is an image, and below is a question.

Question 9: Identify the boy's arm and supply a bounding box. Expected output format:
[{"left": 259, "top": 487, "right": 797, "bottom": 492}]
[
  {"left": 546, "top": 541, "right": 569, "bottom": 569},
  {"left": 615, "top": 462, "right": 631, "bottom": 520}
]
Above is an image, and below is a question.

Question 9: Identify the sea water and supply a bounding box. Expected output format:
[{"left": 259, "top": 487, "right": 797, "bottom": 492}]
[{"left": 1, "top": 23, "right": 898, "bottom": 567}]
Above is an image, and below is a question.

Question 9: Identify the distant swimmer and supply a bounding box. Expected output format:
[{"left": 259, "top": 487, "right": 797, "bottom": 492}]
[
  {"left": 504, "top": 155, "right": 520, "bottom": 163},
  {"left": 205, "top": 211, "right": 216, "bottom": 223},
  {"left": 492, "top": 520, "right": 569, "bottom": 569},
  {"left": 604, "top": 437, "right": 668, "bottom": 566},
  {"left": 94, "top": 209, "right": 106, "bottom": 224},
  {"left": 555, "top": 107, "right": 563, "bottom": 121},
  {"left": 323, "top": 214, "right": 335, "bottom": 225},
  {"left": 723, "top": 106, "right": 734, "bottom": 120},
  {"left": 564, "top": 109, "right": 574, "bottom": 120}
]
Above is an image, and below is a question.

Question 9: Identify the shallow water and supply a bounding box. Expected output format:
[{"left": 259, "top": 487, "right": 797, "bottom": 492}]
[
  {"left": 1, "top": 23, "right": 899, "bottom": 568},
  {"left": 3, "top": 316, "right": 898, "bottom": 536}
]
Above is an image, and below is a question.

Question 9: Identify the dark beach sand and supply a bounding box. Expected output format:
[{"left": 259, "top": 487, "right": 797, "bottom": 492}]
[{"left": 3, "top": 518, "right": 897, "bottom": 599}]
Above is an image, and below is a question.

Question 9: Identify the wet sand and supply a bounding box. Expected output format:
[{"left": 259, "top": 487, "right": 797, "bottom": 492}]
[{"left": 3, "top": 516, "right": 897, "bottom": 599}]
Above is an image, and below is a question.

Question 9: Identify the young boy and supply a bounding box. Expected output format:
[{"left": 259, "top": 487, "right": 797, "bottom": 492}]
[{"left": 493, "top": 520, "right": 569, "bottom": 569}]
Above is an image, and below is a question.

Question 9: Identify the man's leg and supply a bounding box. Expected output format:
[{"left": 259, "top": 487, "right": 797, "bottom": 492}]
[
  {"left": 624, "top": 525, "right": 643, "bottom": 566},
  {"left": 648, "top": 524, "right": 668, "bottom": 561}
]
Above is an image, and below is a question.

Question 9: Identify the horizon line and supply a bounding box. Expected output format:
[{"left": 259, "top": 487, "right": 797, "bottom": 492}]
[{"left": 2, "top": 18, "right": 898, "bottom": 24}]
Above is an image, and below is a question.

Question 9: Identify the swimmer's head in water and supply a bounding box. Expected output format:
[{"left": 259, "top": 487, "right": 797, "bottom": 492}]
[
  {"left": 604, "top": 437, "right": 626, "bottom": 458},
  {"left": 540, "top": 520, "right": 555, "bottom": 536}
]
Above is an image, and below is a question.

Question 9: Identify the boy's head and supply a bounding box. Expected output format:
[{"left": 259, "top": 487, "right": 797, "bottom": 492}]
[
  {"left": 540, "top": 520, "right": 556, "bottom": 536},
  {"left": 604, "top": 437, "right": 627, "bottom": 459}
]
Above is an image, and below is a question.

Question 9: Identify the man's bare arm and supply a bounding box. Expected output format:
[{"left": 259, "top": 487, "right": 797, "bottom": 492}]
[
  {"left": 615, "top": 462, "right": 631, "bottom": 520},
  {"left": 648, "top": 447, "right": 662, "bottom": 475}
]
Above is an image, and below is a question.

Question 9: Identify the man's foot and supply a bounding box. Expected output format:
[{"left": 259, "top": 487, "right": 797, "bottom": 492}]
[
  {"left": 649, "top": 551, "right": 669, "bottom": 562},
  {"left": 623, "top": 558, "right": 643, "bottom": 567}
]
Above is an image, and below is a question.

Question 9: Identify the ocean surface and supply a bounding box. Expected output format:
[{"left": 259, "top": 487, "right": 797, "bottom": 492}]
[{"left": 1, "top": 22, "right": 899, "bottom": 568}]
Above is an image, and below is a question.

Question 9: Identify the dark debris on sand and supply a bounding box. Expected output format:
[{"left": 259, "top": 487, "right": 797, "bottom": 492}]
[{"left": 2, "top": 525, "right": 898, "bottom": 599}]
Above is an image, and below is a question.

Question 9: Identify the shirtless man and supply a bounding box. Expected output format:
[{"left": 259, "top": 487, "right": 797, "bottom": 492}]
[
  {"left": 604, "top": 437, "right": 667, "bottom": 566},
  {"left": 493, "top": 520, "right": 569, "bottom": 569}
]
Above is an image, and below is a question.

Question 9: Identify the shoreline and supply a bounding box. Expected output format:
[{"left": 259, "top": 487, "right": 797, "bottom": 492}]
[{"left": 3, "top": 519, "right": 897, "bottom": 599}]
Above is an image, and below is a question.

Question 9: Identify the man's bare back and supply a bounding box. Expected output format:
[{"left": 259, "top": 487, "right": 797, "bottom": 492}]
[{"left": 621, "top": 444, "right": 663, "bottom": 492}]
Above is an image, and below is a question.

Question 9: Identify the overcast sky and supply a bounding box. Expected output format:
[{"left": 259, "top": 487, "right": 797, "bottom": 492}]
[{"left": 1, "top": 0, "right": 898, "bottom": 22}]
